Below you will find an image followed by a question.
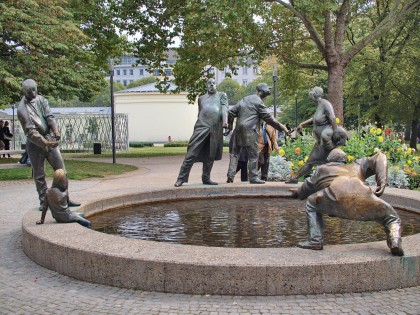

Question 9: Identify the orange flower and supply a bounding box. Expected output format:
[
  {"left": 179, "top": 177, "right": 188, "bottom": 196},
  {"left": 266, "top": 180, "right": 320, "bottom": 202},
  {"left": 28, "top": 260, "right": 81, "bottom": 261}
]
[
  {"left": 295, "top": 147, "right": 301, "bottom": 155},
  {"left": 412, "top": 172, "right": 417, "bottom": 177}
]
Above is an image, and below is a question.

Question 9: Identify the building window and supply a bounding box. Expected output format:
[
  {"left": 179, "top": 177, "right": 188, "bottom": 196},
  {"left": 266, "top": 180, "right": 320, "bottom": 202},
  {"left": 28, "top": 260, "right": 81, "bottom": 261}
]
[
  {"left": 129, "top": 69, "right": 134, "bottom": 75},
  {"left": 129, "top": 80, "right": 133, "bottom": 83},
  {"left": 139, "top": 69, "right": 144, "bottom": 76},
  {"left": 208, "top": 67, "right": 214, "bottom": 74},
  {"left": 253, "top": 67, "right": 259, "bottom": 74},
  {"left": 116, "top": 80, "right": 121, "bottom": 83},
  {"left": 243, "top": 67, "right": 248, "bottom": 75},
  {"left": 164, "top": 69, "right": 172, "bottom": 76},
  {"left": 153, "top": 69, "right": 160, "bottom": 76},
  {"left": 123, "top": 80, "right": 127, "bottom": 86},
  {"left": 123, "top": 69, "right": 127, "bottom": 75},
  {"left": 116, "top": 70, "right": 120, "bottom": 76},
  {"left": 243, "top": 79, "right": 248, "bottom": 85}
]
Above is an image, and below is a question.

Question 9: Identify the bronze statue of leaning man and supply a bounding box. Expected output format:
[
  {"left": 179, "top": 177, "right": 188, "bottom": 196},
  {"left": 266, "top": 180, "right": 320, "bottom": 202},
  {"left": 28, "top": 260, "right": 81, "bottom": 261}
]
[
  {"left": 174, "top": 78, "right": 228, "bottom": 187},
  {"left": 17, "top": 79, "right": 80, "bottom": 209},
  {"left": 291, "top": 148, "right": 404, "bottom": 256}
]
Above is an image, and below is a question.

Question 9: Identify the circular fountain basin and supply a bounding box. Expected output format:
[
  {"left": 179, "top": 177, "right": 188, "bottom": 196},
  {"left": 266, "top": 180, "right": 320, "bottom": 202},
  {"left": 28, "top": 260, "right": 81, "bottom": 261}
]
[{"left": 22, "top": 185, "right": 420, "bottom": 295}]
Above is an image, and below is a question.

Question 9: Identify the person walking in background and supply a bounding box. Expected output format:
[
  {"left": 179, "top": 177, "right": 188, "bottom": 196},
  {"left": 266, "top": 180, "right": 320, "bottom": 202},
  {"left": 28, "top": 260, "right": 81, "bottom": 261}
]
[
  {"left": 2, "top": 120, "right": 12, "bottom": 158},
  {"left": 258, "top": 122, "right": 279, "bottom": 181}
]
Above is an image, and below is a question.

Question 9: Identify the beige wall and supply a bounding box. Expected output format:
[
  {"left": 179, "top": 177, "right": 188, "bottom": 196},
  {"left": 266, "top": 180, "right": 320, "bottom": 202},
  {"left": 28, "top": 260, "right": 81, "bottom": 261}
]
[{"left": 114, "top": 92, "right": 198, "bottom": 143}]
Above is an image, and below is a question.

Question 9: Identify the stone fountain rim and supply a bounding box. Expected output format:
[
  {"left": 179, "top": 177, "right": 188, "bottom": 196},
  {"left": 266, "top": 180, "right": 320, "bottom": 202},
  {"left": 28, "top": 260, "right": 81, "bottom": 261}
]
[{"left": 22, "top": 185, "right": 420, "bottom": 295}]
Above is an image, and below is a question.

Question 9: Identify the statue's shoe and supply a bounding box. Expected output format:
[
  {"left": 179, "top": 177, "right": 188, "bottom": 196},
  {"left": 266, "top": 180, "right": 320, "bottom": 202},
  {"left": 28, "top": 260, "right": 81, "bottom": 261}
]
[
  {"left": 203, "top": 179, "right": 218, "bottom": 185},
  {"left": 226, "top": 178, "right": 234, "bottom": 183},
  {"left": 174, "top": 179, "right": 186, "bottom": 187},
  {"left": 250, "top": 178, "right": 265, "bottom": 184},
  {"left": 297, "top": 240, "right": 323, "bottom": 250},
  {"left": 387, "top": 237, "right": 404, "bottom": 256}
]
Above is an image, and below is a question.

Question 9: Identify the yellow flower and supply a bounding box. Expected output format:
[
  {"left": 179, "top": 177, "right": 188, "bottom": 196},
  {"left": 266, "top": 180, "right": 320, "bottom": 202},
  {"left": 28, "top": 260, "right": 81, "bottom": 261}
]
[
  {"left": 298, "top": 160, "right": 304, "bottom": 167},
  {"left": 393, "top": 166, "right": 400, "bottom": 170},
  {"left": 397, "top": 147, "right": 403, "bottom": 153},
  {"left": 370, "top": 127, "right": 377, "bottom": 135},
  {"left": 304, "top": 156, "right": 308, "bottom": 162},
  {"left": 378, "top": 136, "right": 384, "bottom": 143},
  {"left": 335, "top": 117, "right": 340, "bottom": 124},
  {"left": 374, "top": 147, "right": 380, "bottom": 153},
  {"left": 407, "top": 148, "right": 412, "bottom": 155},
  {"left": 407, "top": 160, "right": 412, "bottom": 165},
  {"left": 278, "top": 149, "right": 285, "bottom": 156},
  {"left": 348, "top": 155, "right": 354, "bottom": 162},
  {"left": 290, "top": 162, "right": 294, "bottom": 169},
  {"left": 376, "top": 128, "right": 382, "bottom": 135}
]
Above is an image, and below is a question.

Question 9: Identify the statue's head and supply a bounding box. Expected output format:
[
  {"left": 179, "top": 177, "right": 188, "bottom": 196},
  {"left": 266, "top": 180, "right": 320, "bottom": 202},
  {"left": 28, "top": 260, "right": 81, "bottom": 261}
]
[
  {"left": 52, "top": 169, "right": 68, "bottom": 192},
  {"left": 309, "top": 86, "right": 323, "bottom": 101},
  {"left": 326, "top": 148, "right": 348, "bottom": 164},
  {"left": 256, "top": 83, "right": 271, "bottom": 99},
  {"left": 207, "top": 78, "right": 216, "bottom": 94},
  {"left": 22, "top": 79, "right": 38, "bottom": 101}
]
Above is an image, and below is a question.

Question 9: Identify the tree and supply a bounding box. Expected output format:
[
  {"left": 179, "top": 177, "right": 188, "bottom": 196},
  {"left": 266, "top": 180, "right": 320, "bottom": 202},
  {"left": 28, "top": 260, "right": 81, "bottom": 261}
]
[
  {"left": 216, "top": 78, "right": 245, "bottom": 105},
  {"left": 0, "top": 0, "right": 125, "bottom": 106},
  {"left": 114, "top": 0, "right": 419, "bottom": 122}
]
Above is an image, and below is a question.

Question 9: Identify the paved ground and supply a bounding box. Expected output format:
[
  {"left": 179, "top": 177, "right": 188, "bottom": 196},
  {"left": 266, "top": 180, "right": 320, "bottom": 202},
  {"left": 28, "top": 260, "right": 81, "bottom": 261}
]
[{"left": 0, "top": 155, "right": 419, "bottom": 314}]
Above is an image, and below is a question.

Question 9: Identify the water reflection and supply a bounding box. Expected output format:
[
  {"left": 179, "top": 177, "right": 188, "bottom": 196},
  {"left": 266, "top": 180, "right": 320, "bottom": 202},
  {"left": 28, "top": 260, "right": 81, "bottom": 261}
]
[{"left": 90, "top": 198, "right": 420, "bottom": 248}]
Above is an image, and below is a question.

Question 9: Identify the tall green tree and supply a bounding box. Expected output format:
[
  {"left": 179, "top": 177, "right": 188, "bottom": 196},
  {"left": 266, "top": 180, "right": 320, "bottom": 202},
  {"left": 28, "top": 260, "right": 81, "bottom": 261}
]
[
  {"left": 0, "top": 0, "right": 125, "bottom": 106},
  {"left": 115, "top": 0, "right": 419, "bottom": 122}
]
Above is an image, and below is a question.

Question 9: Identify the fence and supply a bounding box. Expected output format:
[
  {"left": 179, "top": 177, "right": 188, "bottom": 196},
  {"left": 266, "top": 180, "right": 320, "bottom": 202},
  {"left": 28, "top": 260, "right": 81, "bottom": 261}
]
[{"left": 9, "top": 114, "right": 129, "bottom": 153}]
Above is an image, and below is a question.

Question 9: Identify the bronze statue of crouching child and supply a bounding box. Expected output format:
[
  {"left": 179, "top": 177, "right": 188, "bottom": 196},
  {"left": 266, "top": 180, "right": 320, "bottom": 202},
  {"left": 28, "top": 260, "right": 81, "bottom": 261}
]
[{"left": 37, "top": 169, "right": 91, "bottom": 228}]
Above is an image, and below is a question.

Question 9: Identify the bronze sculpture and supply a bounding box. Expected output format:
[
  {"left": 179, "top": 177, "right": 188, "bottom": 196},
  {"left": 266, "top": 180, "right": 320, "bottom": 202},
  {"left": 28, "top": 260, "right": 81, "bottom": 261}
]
[
  {"left": 286, "top": 86, "right": 347, "bottom": 183},
  {"left": 226, "top": 83, "right": 289, "bottom": 184},
  {"left": 17, "top": 79, "right": 80, "bottom": 209},
  {"left": 174, "top": 78, "right": 228, "bottom": 187},
  {"left": 290, "top": 148, "right": 404, "bottom": 256},
  {"left": 37, "top": 169, "right": 91, "bottom": 228}
]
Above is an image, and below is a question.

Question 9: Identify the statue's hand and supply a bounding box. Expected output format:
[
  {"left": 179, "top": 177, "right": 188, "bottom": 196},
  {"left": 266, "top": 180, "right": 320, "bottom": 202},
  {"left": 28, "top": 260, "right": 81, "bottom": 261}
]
[
  {"left": 223, "top": 127, "right": 232, "bottom": 137},
  {"left": 45, "top": 140, "right": 59, "bottom": 148},
  {"left": 296, "top": 124, "right": 303, "bottom": 134},
  {"left": 374, "top": 184, "right": 386, "bottom": 197},
  {"left": 222, "top": 123, "right": 228, "bottom": 129}
]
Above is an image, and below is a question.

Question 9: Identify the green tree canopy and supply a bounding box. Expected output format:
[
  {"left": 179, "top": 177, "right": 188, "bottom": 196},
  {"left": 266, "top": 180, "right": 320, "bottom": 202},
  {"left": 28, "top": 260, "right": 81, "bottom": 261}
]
[
  {"left": 0, "top": 0, "right": 126, "bottom": 106},
  {"left": 114, "top": 0, "right": 418, "bottom": 123}
]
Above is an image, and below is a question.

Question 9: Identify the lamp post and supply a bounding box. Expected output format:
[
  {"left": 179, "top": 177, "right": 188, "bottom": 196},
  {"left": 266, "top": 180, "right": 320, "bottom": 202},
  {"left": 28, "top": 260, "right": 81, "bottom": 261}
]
[
  {"left": 12, "top": 104, "right": 15, "bottom": 150},
  {"left": 272, "top": 65, "right": 278, "bottom": 120},
  {"left": 109, "top": 59, "right": 116, "bottom": 164},
  {"left": 295, "top": 93, "right": 298, "bottom": 128}
]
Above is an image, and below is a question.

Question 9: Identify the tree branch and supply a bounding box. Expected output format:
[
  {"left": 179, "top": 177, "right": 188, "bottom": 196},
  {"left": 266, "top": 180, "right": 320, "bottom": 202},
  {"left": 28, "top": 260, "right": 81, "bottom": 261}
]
[
  {"left": 335, "top": 0, "right": 351, "bottom": 54},
  {"left": 270, "top": 0, "right": 326, "bottom": 55},
  {"left": 281, "top": 56, "right": 328, "bottom": 71},
  {"left": 342, "top": 0, "right": 420, "bottom": 66}
]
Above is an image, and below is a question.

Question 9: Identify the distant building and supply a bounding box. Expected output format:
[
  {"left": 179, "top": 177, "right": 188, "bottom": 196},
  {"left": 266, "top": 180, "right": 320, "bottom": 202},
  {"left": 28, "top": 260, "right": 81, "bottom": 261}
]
[
  {"left": 114, "top": 50, "right": 260, "bottom": 87},
  {"left": 114, "top": 82, "right": 198, "bottom": 143}
]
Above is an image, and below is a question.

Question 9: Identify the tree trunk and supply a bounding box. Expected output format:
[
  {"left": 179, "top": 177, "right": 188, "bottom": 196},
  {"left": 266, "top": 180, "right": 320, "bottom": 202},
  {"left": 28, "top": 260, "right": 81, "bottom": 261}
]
[
  {"left": 409, "top": 103, "right": 419, "bottom": 149},
  {"left": 327, "top": 64, "right": 345, "bottom": 123}
]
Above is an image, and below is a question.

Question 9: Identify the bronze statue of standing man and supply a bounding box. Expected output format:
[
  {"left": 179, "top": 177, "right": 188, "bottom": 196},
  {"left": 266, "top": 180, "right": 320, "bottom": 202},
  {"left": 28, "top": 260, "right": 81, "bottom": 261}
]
[
  {"left": 17, "top": 79, "right": 80, "bottom": 209},
  {"left": 175, "top": 78, "right": 228, "bottom": 187}
]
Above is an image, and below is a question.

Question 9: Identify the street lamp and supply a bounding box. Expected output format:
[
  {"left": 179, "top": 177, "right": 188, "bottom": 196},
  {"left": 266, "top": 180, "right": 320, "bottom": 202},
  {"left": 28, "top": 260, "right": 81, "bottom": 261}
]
[
  {"left": 12, "top": 104, "right": 15, "bottom": 150},
  {"left": 272, "top": 65, "right": 278, "bottom": 120},
  {"left": 295, "top": 92, "right": 298, "bottom": 128},
  {"left": 109, "top": 59, "right": 116, "bottom": 164}
]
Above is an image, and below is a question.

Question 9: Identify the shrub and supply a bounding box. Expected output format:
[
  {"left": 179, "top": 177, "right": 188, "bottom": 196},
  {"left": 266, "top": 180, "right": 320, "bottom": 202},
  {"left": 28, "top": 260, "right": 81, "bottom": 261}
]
[
  {"left": 129, "top": 142, "right": 154, "bottom": 148},
  {"left": 267, "top": 156, "right": 292, "bottom": 181},
  {"left": 164, "top": 141, "right": 189, "bottom": 147}
]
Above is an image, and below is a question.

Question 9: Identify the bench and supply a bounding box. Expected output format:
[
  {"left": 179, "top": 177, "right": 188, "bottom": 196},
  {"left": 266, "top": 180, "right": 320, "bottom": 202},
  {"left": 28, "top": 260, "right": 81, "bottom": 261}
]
[{"left": 0, "top": 150, "right": 31, "bottom": 170}]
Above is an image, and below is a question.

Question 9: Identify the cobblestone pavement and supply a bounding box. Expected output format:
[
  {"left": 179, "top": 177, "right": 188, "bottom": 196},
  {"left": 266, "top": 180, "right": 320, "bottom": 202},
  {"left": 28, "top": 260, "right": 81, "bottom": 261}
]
[{"left": 0, "top": 156, "right": 419, "bottom": 315}]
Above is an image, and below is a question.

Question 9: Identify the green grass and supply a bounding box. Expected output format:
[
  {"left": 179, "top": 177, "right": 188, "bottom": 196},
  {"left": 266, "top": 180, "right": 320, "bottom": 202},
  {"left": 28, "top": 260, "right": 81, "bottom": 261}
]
[
  {"left": 0, "top": 146, "right": 194, "bottom": 181},
  {"left": 0, "top": 159, "right": 137, "bottom": 180}
]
